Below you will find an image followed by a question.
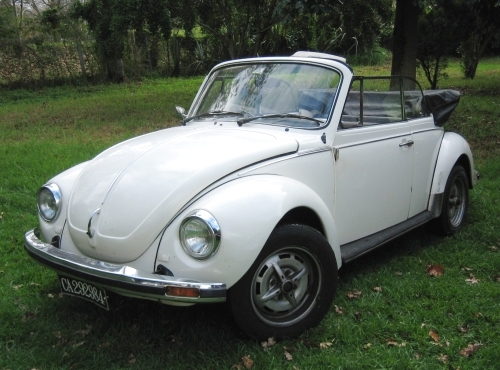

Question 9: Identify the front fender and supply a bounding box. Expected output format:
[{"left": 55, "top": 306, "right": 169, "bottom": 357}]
[
  {"left": 430, "top": 132, "right": 474, "bottom": 196},
  {"left": 155, "top": 175, "right": 340, "bottom": 289},
  {"left": 38, "top": 161, "right": 90, "bottom": 243}
]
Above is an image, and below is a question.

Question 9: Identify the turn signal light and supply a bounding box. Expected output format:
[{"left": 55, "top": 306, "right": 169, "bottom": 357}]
[{"left": 165, "top": 286, "right": 200, "bottom": 298}]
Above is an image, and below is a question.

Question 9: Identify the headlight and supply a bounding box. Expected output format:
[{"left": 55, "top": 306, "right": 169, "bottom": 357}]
[
  {"left": 37, "top": 183, "right": 62, "bottom": 222},
  {"left": 179, "top": 210, "right": 221, "bottom": 260}
]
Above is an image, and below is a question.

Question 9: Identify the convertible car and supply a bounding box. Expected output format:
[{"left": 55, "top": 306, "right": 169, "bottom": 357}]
[{"left": 25, "top": 51, "right": 477, "bottom": 340}]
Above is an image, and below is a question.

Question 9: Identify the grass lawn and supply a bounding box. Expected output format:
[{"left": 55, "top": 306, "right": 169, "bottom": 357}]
[{"left": 1, "top": 59, "right": 499, "bottom": 369}]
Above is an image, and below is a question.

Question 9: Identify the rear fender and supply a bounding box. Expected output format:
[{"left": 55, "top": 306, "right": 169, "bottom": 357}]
[
  {"left": 156, "top": 175, "right": 340, "bottom": 289},
  {"left": 429, "top": 132, "right": 474, "bottom": 216}
]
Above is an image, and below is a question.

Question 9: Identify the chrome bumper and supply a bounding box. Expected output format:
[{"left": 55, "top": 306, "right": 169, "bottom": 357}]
[{"left": 24, "top": 229, "right": 226, "bottom": 303}]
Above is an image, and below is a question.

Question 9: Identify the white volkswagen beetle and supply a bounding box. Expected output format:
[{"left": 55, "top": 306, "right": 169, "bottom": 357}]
[{"left": 25, "top": 51, "right": 477, "bottom": 340}]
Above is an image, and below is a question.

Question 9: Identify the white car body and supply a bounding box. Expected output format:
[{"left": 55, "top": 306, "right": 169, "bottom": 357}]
[{"left": 25, "top": 52, "right": 477, "bottom": 339}]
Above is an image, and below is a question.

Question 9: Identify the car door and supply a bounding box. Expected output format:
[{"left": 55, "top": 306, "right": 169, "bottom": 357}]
[{"left": 333, "top": 78, "right": 414, "bottom": 245}]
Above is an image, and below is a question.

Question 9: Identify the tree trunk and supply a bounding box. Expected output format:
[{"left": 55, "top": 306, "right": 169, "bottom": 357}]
[
  {"left": 76, "top": 38, "right": 87, "bottom": 81},
  {"left": 107, "top": 59, "right": 125, "bottom": 83},
  {"left": 391, "top": 0, "right": 421, "bottom": 89}
]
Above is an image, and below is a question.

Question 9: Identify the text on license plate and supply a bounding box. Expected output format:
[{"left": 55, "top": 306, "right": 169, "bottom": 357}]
[{"left": 58, "top": 275, "right": 109, "bottom": 310}]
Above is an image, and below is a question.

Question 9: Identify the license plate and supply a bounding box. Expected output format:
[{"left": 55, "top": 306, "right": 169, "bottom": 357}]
[{"left": 58, "top": 275, "right": 109, "bottom": 310}]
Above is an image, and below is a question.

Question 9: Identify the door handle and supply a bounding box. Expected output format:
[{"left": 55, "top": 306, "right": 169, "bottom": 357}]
[{"left": 399, "top": 140, "right": 414, "bottom": 147}]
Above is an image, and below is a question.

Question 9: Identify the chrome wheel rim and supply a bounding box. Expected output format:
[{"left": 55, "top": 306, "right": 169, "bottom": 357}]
[
  {"left": 448, "top": 176, "right": 467, "bottom": 228},
  {"left": 250, "top": 246, "right": 321, "bottom": 327}
]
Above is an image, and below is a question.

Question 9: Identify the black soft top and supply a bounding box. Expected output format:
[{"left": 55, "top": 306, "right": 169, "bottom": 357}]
[{"left": 423, "top": 89, "right": 461, "bottom": 126}]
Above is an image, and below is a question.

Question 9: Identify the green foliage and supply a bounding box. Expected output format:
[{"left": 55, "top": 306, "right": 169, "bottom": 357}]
[
  {"left": 0, "top": 6, "right": 17, "bottom": 41},
  {"left": 416, "top": 0, "right": 469, "bottom": 88},
  {"left": 70, "top": 0, "right": 177, "bottom": 82},
  {"left": 457, "top": 0, "right": 500, "bottom": 79}
]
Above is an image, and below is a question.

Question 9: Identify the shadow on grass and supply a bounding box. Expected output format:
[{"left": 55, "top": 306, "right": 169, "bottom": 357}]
[{"left": 338, "top": 224, "right": 442, "bottom": 282}]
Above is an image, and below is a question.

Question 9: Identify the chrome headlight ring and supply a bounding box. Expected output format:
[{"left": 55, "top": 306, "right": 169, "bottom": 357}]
[
  {"left": 37, "top": 183, "right": 62, "bottom": 222},
  {"left": 179, "top": 210, "right": 221, "bottom": 260}
]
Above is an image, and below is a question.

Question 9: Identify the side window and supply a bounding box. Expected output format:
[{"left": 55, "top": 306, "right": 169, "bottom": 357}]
[{"left": 341, "top": 77, "right": 427, "bottom": 129}]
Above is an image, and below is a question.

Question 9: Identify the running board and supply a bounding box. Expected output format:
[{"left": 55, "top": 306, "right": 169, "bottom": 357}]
[{"left": 340, "top": 211, "right": 433, "bottom": 263}]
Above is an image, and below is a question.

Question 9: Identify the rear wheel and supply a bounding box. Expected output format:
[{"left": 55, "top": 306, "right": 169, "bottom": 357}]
[
  {"left": 433, "top": 165, "right": 469, "bottom": 235},
  {"left": 229, "top": 224, "right": 337, "bottom": 340}
]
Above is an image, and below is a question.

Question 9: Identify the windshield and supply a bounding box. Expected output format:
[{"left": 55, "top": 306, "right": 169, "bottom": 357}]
[{"left": 191, "top": 63, "right": 342, "bottom": 128}]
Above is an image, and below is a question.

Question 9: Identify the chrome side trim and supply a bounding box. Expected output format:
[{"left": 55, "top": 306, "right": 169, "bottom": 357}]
[
  {"left": 25, "top": 229, "right": 226, "bottom": 303},
  {"left": 428, "top": 192, "right": 444, "bottom": 217},
  {"left": 238, "top": 147, "right": 330, "bottom": 175}
]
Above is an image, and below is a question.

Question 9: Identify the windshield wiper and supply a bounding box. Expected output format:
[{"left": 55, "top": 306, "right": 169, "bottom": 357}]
[
  {"left": 182, "top": 110, "right": 244, "bottom": 125},
  {"left": 237, "top": 113, "right": 322, "bottom": 127}
]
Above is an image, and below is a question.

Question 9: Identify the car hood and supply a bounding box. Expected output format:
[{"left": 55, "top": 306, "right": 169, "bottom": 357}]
[{"left": 67, "top": 126, "right": 298, "bottom": 263}]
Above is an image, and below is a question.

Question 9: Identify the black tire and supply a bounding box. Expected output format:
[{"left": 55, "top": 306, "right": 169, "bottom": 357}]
[
  {"left": 229, "top": 224, "right": 338, "bottom": 340},
  {"left": 433, "top": 165, "right": 469, "bottom": 235}
]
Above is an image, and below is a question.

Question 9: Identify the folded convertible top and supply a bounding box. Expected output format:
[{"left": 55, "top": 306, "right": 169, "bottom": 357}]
[{"left": 423, "top": 89, "right": 461, "bottom": 126}]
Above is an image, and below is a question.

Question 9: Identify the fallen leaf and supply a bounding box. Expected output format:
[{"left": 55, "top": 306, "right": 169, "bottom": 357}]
[
  {"left": 460, "top": 325, "right": 469, "bottom": 333},
  {"left": 437, "top": 354, "right": 448, "bottom": 364},
  {"left": 421, "top": 323, "right": 427, "bottom": 328},
  {"left": 429, "top": 330, "right": 440, "bottom": 342},
  {"left": 460, "top": 343, "right": 482, "bottom": 357},
  {"left": 347, "top": 289, "right": 362, "bottom": 299},
  {"left": 465, "top": 275, "right": 479, "bottom": 284},
  {"left": 414, "top": 353, "right": 421, "bottom": 360},
  {"left": 231, "top": 364, "right": 243, "bottom": 370},
  {"left": 319, "top": 342, "right": 333, "bottom": 349},
  {"left": 75, "top": 324, "right": 92, "bottom": 337},
  {"left": 284, "top": 351, "right": 293, "bottom": 361},
  {"left": 22, "top": 311, "right": 37, "bottom": 322},
  {"left": 387, "top": 340, "right": 398, "bottom": 347},
  {"left": 363, "top": 343, "right": 372, "bottom": 349},
  {"left": 261, "top": 338, "right": 275, "bottom": 349},
  {"left": 241, "top": 355, "right": 254, "bottom": 369},
  {"left": 426, "top": 264, "right": 444, "bottom": 277},
  {"left": 373, "top": 286, "right": 383, "bottom": 292},
  {"left": 334, "top": 305, "right": 344, "bottom": 314},
  {"left": 461, "top": 267, "right": 473, "bottom": 272},
  {"left": 489, "top": 246, "right": 498, "bottom": 252},
  {"left": 395, "top": 271, "right": 403, "bottom": 276},
  {"left": 13, "top": 285, "right": 23, "bottom": 290},
  {"left": 47, "top": 294, "right": 54, "bottom": 298},
  {"left": 97, "top": 342, "right": 110, "bottom": 352},
  {"left": 72, "top": 341, "right": 85, "bottom": 348},
  {"left": 54, "top": 331, "right": 62, "bottom": 339},
  {"left": 493, "top": 275, "right": 500, "bottom": 282}
]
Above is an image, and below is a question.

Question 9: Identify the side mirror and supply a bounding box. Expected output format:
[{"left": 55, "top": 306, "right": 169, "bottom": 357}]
[{"left": 175, "top": 106, "right": 187, "bottom": 118}]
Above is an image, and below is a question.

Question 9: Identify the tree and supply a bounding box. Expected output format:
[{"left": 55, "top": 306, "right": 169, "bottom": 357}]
[
  {"left": 417, "top": 0, "right": 468, "bottom": 88},
  {"left": 459, "top": 0, "right": 500, "bottom": 79},
  {"left": 192, "top": 0, "right": 331, "bottom": 60},
  {"left": 391, "top": 0, "right": 422, "bottom": 86},
  {"left": 71, "top": 0, "right": 177, "bottom": 82}
]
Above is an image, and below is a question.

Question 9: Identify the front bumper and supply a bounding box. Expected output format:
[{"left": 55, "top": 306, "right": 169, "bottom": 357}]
[{"left": 24, "top": 229, "right": 226, "bottom": 304}]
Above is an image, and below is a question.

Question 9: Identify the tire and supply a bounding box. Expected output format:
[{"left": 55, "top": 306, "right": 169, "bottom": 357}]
[
  {"left": 433, "top": 165, "right": 469, "bottom": 235},
  {"left": 229, "top": 224, "right": 338, "bottom": 340}
]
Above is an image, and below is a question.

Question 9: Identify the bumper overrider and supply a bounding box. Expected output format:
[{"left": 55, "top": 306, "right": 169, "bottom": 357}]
[{"left": 24, "top": 229, "right": 227, "bottom": 304}]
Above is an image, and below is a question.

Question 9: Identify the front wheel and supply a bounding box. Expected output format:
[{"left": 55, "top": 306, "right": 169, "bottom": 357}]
[
  {"left": 229, "top": 224, "right": 338, "bottom": 340},
  {"left": 433, "top": 165, "right": 469, "bottom": 235}
]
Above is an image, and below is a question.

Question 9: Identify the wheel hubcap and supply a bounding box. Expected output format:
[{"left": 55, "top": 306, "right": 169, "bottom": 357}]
[
  {"left": 250, "top": 247, "right": 320, "bottom": 326},
  {"left": 448, "top": 178, "right": 466, "bottom": 228}
]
